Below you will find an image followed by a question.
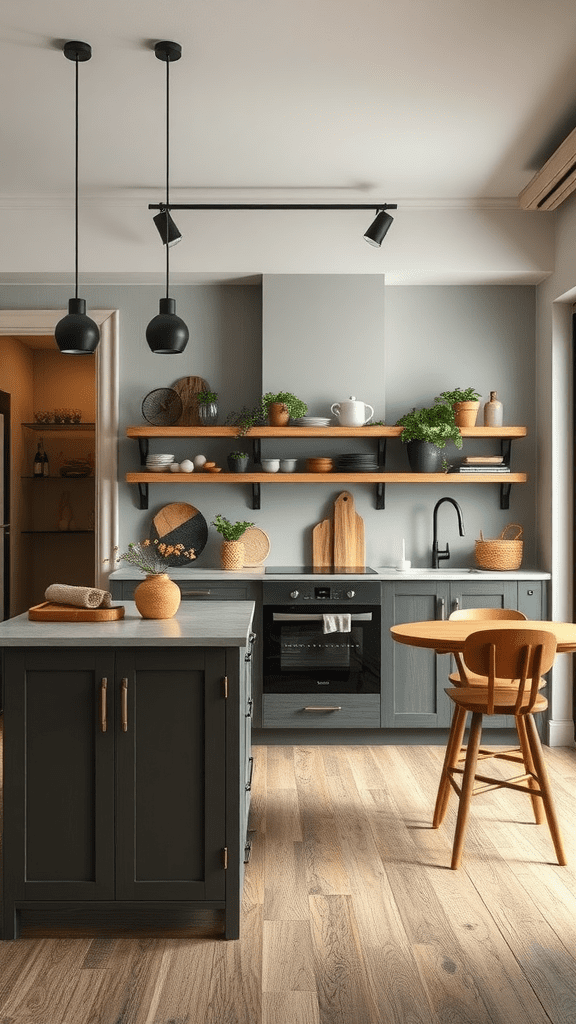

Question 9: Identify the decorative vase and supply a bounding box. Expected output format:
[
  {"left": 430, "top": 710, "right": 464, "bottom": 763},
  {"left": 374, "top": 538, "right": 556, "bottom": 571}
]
[
  {"left": 197, "top": 401, "right": 218, "bottom": 426},
  {"left": 453, "top": 400, "right": 480, "bottom": 427},
  {"left": 134, "top": 573, "right": 181, "bottom": 619},
  {"left": 483, "top": 391, "right": 503, "bottom": 427},
  {"left": 227, "top": 455, "right": 250, "bottom": 472},
  {"left": 406, "top": 440, "right": 445, "bottom": 473},
  {"left": 267, "top": 402, "right": 290, "bottom": 426},
  {"left": 220, "top": 540, "right": 245, "bottom": 570}
]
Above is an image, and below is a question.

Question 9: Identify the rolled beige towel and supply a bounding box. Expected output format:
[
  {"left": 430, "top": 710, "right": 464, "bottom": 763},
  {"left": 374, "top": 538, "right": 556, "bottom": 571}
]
[{"left": 45, "top": 584, "right": 112, "bottom": 609}]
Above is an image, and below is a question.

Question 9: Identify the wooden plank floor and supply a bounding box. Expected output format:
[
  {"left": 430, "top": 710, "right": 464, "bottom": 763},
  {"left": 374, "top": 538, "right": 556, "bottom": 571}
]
[{"left": 2, "top": 740, "right": 576, "bottom": 1023}]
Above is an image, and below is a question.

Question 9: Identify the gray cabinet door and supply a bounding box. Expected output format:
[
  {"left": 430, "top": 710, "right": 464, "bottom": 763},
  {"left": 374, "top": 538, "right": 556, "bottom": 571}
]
[
  {"left": 2, "top": 648, "right": 116, "bottom": 906},
  {"left": 382, "top": 582, "right": 452, "bottom": 728},
  {"left": 114, "top": 647, "right": 227, "bottom": 902}
]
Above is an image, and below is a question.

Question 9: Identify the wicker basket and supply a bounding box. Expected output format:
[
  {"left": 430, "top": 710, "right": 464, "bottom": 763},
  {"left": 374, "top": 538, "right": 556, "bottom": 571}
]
[{"left": 474, "top": 524, "right": 523, "bottom": 571}]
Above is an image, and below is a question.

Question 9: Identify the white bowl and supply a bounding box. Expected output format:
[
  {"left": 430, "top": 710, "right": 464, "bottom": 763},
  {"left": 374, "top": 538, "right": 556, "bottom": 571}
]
[
  {"left": 280, "top": 458, "right": 298, "bottom": 472},
  {"left": 261, "top": 458, "right": 280, "bottom": 473}
]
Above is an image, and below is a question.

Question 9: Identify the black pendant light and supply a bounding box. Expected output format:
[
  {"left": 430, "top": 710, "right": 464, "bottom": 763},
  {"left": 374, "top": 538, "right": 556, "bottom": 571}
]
[
  {"left": 55, "top": 41, "right": 100, "bottom": 355},
  {"left": 146, "top": 40, "right": 189, "bottom": 355}
]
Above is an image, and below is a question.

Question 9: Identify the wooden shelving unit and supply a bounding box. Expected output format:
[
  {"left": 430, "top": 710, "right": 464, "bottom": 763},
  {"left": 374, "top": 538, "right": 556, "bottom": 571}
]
[{"left": 125, "top": 425, "right": 528, "bottom": 511}]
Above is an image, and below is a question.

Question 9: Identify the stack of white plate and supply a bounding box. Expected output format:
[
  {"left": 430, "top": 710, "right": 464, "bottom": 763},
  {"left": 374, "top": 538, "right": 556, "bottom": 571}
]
[
  {"left": 146, "top": 454, "right": 174, "bottom": 472},
  {"left": 293, "top": 416, "right": 333, "bottom": 427}
]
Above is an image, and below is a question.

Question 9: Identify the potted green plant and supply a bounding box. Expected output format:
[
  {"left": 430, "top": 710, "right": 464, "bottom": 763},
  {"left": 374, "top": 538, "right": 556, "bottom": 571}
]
[
  {"left": 395, "top": 403, "right": 463, "bottom": 472},
  {"left": 436, "top": 387, "right": 481, "bottom": 428},
  {"left": 196, "top": 389, "right": 219, "bottom": 426},
  {"left": 227, "top": 450, "right": 250, "bottom": 473},
  {"left": 261, "top": 391, "right": 308, "bottom": 426},
  {"left": 212, "top": 513, "right": 255, "bottom": 570}
]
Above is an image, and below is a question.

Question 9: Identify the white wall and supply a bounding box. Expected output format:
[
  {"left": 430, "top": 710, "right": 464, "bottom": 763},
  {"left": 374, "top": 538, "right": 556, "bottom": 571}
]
[
  {"left": 0, "top": 200, "right": 554, "bottom": 284},
  {"left": 535, "top": 194, "right": 576, "bottom": 747}
]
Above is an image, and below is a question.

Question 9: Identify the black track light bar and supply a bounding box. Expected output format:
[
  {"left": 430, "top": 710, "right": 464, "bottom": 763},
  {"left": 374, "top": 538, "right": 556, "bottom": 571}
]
[{"left": 149, "top": 203, "right": 397, "bottom": 211}]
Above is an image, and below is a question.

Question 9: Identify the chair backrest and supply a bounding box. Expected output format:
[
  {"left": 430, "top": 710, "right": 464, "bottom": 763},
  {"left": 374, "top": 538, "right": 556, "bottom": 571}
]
[
  {"left": 449, "top": 607, "right": 527, "bottom": 621},
  {"left": 462, "top": 628, "right": 557, "bottom": 714}
]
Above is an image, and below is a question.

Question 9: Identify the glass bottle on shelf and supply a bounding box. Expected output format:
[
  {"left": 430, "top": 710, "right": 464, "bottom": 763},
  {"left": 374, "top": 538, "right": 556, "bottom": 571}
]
[
  {"left": 42, "top": 445, "right": 49, "bottom": 476},
  {"left": 33, "top": 441, "right": 44, "bottom": 477}
]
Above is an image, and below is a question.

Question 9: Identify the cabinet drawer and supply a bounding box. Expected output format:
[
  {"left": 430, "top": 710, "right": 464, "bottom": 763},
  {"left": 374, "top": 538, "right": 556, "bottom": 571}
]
[
  {"left": 112, "top": 580, "right": 252, "bottom": 601},
  {"left": 262, "top": 694, "right": 380, "bottom": 729}
]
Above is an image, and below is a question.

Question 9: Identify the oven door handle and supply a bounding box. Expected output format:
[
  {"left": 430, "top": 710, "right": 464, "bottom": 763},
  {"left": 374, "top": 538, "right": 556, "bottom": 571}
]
[{"left": 271, "top": 612, "right": 372, "bottom": 622}]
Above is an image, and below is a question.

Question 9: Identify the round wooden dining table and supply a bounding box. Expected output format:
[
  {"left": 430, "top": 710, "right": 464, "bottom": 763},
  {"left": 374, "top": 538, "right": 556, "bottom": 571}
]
[{"left": 390, "top": 618, "right": 576, "bottom": 654}]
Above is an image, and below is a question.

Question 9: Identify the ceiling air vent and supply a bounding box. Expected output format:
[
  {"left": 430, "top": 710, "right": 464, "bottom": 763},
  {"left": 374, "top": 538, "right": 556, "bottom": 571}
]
[{"left": 519, "top": 125, "right": 576, "bottom": 210}]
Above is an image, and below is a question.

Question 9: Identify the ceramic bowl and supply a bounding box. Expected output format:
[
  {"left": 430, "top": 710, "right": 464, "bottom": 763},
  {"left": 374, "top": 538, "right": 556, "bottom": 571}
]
[
  {"left": 261, "top": 458, "right": 280, "bottom": 473},
  {"left": 280, "top": 458, "right": 298, "bottom": 472}
]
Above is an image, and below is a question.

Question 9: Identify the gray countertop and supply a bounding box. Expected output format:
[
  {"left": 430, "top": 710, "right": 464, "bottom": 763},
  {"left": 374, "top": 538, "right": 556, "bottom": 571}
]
[
  {"left": 0, "top": 601, "right": 255, "bottom": 647},
  {"left": 109, "top": 567, "right": 550, "bottom": 583}
]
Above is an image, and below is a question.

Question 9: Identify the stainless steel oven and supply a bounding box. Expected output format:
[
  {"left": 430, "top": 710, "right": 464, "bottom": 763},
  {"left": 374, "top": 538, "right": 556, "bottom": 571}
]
[{"left": 262, "top": 580, "right": 381, "bottom": 695}]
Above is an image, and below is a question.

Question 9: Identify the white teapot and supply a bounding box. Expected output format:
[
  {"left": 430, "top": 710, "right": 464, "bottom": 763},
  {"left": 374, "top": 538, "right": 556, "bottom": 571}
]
[{"left": 330, "top": 396, "right": 374, "bottom": 426}]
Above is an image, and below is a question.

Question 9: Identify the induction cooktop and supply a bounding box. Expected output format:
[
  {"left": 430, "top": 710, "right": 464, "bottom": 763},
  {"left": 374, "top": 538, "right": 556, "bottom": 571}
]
[{"left": 265, "top": 565, "right": 377, "bottom": 575}]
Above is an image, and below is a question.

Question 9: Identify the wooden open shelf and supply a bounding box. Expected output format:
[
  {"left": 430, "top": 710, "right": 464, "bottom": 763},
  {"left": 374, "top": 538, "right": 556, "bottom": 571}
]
[{"left": 126, "top": 425, "right": 528, "bottom": 510}]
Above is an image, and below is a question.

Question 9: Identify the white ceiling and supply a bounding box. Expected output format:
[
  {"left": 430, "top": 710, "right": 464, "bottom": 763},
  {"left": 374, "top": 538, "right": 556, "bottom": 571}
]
[{"left": 3, "top": 0, "right": 576, "bottom": 207}]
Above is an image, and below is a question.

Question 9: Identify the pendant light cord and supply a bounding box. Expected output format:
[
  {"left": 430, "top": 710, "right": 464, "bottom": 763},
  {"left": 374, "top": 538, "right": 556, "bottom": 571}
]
[
  {"left": 165, "top": 56, "right": 170, "bottom": 300},
  {"left": 74, "top": 55, "right": 79, "bottom": 300}
]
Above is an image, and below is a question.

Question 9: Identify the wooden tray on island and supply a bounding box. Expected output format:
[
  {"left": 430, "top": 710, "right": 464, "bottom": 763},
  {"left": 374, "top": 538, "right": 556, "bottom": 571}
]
[{"left": 28, "top": 602, "right": 125, "bottom": 622}]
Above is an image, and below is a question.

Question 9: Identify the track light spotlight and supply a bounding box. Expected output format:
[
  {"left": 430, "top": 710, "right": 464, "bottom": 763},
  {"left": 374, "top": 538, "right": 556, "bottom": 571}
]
[
  {"left": 364, "top": 209, "right": 394, "bottom": 247},
  {"left": 153, "top": 208, "right": 182, "bottom": 246}
]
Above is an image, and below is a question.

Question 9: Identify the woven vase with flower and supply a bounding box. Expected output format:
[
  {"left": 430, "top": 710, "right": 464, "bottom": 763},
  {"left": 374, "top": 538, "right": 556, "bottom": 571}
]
[{"left": 134, "top": 573, "right": 181, "bottom": 619}]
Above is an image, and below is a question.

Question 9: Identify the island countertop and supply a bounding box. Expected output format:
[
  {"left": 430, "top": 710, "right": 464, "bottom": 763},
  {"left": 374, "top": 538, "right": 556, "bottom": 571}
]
[{"left": 0, "top": 601, "right": 255, "bottom": 647}]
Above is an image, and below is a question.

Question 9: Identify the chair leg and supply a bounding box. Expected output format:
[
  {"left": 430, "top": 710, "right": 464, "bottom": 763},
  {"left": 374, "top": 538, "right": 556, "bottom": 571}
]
[
  {"left": 515, "top": 713, "right": 545, "bottom": 824},
  {"left": 451, "top": 711, "right": 483, "bottom": 870},
  {"left": 433, "top": 704, "right": 467, "bottom": 828},
  {"left": 524, "top": 714, "right": 567, "bottom": 866}
]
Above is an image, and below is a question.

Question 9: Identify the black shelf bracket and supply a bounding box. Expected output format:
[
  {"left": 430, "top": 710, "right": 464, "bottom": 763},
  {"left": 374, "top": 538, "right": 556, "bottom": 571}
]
[
  {"left": 500, "top": 438, "right": 513, "bottom": 509},
  {"left": 251, "top": 482, "right": 261, "bottom": 510},
  {"left": 376, "top": 482, "right": 386, "bottom": 509},
  {"left": 137, "top": 482, "right": 149, "bottom": 511},
  {"left": 500, "top": 482, "right": 511, "bottom": 510},
  {"left": 138, "top": 438, "right": 149, "bottom": 466},
  {"left": 251, "top": 438, "right": 261, "bottom": 465}
]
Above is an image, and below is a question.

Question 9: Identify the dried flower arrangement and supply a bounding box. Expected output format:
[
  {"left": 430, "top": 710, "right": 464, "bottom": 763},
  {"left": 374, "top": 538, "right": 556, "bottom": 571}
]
[{"left": 117, "top": 539, "right": 196, "bottom": 575}]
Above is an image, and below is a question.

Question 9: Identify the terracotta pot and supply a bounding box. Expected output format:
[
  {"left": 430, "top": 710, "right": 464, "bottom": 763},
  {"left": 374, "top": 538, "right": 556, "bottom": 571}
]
[
  {"left": 134, "top": 573, "right": 181, "bottom": 619},
  {"left": 453, "top": 400, "right": 480, "bottom": 427},
  {"left": 267, "top": 402, "right": 290, "bottom": 426},
  {"left": 220, "top": 539, "right": 245, "bottom": 570}
]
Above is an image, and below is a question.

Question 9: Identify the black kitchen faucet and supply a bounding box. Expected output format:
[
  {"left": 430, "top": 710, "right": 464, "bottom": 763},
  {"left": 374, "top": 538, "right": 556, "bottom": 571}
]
[{"left": 432, "top": 497, "right": 465, "bottom": 568}]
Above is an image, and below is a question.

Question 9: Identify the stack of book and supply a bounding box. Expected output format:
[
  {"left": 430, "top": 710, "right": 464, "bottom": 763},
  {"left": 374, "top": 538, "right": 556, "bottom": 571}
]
[{"left": 458, "top": 455, "right": 510, "bottom": 473}]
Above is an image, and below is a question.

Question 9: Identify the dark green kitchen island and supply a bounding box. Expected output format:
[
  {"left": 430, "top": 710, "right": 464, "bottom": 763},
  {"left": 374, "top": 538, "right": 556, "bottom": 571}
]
[{"left": 0, "top": 601, "right": 255, "bottom": 941}]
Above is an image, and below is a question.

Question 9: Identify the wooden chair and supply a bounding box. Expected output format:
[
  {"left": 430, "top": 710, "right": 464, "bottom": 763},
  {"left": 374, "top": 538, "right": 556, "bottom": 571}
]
[
  {"left": 448, "top": 607, "right": 527, "bottom": 687},
  {"left": 433, "top": 627, "right": 566, "bottom": 869}
]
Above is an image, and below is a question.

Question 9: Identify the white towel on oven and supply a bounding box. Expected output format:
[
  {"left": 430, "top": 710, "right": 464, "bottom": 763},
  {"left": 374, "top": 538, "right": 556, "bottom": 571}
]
[{"left": 323, "top": 613, "right": 351, "bottom": 634}]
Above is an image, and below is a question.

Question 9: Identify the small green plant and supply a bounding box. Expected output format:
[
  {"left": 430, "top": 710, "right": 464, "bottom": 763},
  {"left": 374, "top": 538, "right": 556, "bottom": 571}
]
[
  {"left": 395, "top": 403, "right": 463, "bottom": 449},
  {"left": 228, "top": 450, "right": 249, "bottom": 459},
  {"left": 436, "top": 387, "right": 481, "bottom": 404},
  {"left": 196, "top": 389, "right": 218, "bottom": 404},
  {"left": 261, "top": 391, "right": 308, "bottom": 419},
  {"left": 211, "top": 514, "right": 255, "bottom": 540}
]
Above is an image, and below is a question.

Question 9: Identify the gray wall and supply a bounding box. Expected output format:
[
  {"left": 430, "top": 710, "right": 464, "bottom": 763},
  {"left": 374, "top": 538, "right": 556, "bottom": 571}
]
[{"left": 0, "top": 281, "right": 536, "bottom": 570}]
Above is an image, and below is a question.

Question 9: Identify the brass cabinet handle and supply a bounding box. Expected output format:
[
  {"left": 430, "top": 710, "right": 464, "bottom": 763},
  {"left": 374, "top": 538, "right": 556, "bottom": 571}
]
[
  {"left": 303, "top": 706, "right": 342, "bottom": 712},
  {"left": 121, "top": 677, "right": 128, "bottom": 732},
  {"left": 100, "top": 678, "right": 108, "bottom": 732}
]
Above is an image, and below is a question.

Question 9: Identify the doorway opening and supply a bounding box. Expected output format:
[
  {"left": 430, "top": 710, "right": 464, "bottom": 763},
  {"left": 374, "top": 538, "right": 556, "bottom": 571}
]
[
  {"left": 0, "top": 310, "right": 118, "bottom": 616},
  {"left": 0, "top": 390, "right": 10, "bottom": 621}
]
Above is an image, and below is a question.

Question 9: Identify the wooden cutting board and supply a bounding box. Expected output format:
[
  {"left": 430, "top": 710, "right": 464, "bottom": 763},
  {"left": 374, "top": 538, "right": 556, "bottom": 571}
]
[
  {"left": 172, "top": 376, "right": 209, "bottom": 426},
  {"left": 312, "top": 518, "right": 334, "bottom": 567},
  {"left": 333, "top": 491, "right": 365, "bottom": 568},
  {"left": 29, "top": 602, "right": 125, "bottom": 621}
]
